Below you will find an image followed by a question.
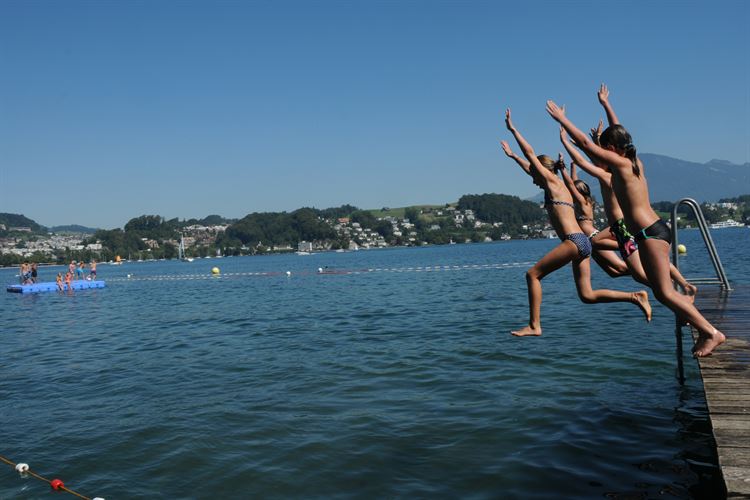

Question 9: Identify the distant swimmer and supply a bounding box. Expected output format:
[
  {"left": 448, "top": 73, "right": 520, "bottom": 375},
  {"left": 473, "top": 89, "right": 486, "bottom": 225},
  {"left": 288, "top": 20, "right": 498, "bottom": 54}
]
[
  {"left": 56, "top": 273, "right": 63, "bottom": 291},
  {"left": 89, "top": 260, "right": 97, "bottom": 280},
  {"left": 547, "top": 87, "right": 723, "bottom": 357},
  {"left": 501, "top": 109, "right": 651, "bottom": 337},
  {"left": 19, "top": 262, "right": 32, "bottom": 284}
]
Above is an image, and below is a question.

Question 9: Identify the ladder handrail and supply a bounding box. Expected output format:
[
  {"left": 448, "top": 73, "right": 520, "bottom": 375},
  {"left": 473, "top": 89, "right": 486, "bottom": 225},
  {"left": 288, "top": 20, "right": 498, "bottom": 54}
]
[
  {"left": 670, "top": 198, "right": 731, "bottom": 384},
  {"left": 671, "top": 198, "right": 731, "bottom": 290}
]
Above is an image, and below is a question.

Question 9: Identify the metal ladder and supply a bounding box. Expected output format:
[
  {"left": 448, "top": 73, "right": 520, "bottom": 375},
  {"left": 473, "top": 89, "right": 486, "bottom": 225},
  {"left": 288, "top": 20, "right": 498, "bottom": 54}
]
[{"left": 671, "top": 198, "right": 731, "bottom": 383}]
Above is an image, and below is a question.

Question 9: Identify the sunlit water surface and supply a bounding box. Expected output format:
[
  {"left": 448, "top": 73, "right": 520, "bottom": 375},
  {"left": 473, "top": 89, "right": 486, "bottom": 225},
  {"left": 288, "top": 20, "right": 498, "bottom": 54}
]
[{"left": 1, "top": 228, "right": 747, "bottom": 498}]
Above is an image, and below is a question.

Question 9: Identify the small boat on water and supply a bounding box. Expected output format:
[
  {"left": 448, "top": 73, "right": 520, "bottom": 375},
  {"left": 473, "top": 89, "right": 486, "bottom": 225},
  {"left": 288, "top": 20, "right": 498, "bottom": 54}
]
[
  {"left": 178, "top": 235, "right": 194, "bottom": 262},
  {"left": 710, "top": 219, "right": 744, "bottom": 229},
  {"left": 7, "top": 280, "right": 106, "bottom": 294}
]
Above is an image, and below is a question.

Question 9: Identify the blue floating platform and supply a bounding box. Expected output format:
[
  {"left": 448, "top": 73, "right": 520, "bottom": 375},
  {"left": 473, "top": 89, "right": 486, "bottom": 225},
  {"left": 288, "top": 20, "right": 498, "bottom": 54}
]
[{"left": 6, "top": 280, "right": 106, "bottom": 294}]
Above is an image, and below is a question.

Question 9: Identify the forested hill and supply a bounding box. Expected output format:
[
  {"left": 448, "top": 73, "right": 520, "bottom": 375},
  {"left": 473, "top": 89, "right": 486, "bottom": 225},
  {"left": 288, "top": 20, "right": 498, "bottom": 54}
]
[
  {"left": 0, "top": 213, "right": 45, "bottom": 232},
  {"left": 49, "top": 224, "right": 99, "bottom": 234},
  {"left": 457, "top": 194, "right": 543, "bottom": 225}
]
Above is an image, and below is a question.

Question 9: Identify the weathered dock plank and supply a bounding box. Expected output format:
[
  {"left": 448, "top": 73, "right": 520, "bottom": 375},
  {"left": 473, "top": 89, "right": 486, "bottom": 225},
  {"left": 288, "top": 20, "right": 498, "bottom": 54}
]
[{"left": 691, "top": 285, "right": 750, "bottom": 498}]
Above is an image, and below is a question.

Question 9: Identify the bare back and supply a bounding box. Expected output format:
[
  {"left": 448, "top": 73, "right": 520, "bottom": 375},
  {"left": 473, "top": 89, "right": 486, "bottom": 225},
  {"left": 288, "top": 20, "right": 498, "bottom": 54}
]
[
  {"left": 574, "top": 199, "right": 598, "bottom": 236},
  {"left": 596, "top": 178, "right": 624, "bottom": 225},
  {"left": 544, "top": 177, "right": 583, "bottom": 238},
  {"left": 609, "top": 158, "right": 659, "bottom": 232}
]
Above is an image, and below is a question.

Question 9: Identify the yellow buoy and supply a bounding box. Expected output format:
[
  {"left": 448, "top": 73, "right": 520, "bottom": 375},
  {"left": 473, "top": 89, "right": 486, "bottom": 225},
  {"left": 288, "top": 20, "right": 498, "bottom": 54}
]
[
  {"left": 677, "top": 244, "right": 687, "bottom": 254},
  {"left": 211, "top": 267, "right": 220, "bottom": 275}
]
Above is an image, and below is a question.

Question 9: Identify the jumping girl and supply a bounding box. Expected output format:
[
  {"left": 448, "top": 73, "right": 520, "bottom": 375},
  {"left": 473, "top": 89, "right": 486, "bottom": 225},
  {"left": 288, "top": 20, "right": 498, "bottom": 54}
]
[
  {"left": 558, "top": 87, "right": 697, "bottom": 299},
  {"left": 558, "top": 158, "right": 630, "bottom": 278},
  {"left": 501, "top": 109, "right": 651, "bottom": 337},
  {"left": 547, "top": 96, "right": 725, "bottom": 356}
]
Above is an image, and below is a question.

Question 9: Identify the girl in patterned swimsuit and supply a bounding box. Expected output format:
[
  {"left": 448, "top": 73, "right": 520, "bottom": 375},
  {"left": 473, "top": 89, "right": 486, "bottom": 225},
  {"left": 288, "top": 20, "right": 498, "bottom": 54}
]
[
  {"left": 501, "top": 109, "right": 651, "bottom": 337},
  {"left": 547, "top": 87, "right": 725, "bottom": 357}
]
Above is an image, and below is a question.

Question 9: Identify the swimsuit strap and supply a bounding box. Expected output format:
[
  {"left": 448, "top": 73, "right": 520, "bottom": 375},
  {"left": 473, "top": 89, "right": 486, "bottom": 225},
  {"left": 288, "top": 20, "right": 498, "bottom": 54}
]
[
  {"left": 543, "top": 191, "right": 575, "bottom": 209},
  {"left": 576, "top": 215, "right": 594, "bottom": 222},
  {"left": 545, "top": 199, "right": 575, "bottom": 209}
]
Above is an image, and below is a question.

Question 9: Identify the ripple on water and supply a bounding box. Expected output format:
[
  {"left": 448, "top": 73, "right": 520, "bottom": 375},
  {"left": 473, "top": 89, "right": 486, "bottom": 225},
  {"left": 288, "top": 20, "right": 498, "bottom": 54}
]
[{"left": 0, "top": 238, "right": 733, "bottom": 498}]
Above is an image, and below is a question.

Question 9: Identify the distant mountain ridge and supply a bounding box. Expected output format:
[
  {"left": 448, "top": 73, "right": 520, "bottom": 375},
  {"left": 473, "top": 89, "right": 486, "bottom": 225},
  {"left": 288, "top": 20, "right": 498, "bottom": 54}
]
[
  {"left": 641, "top": 154, "right": 749, "bottom": 202},
  {"left": 50, "top": 224, "right": 99, "bottom": 234},
  {"left": 527, "top": 154, "right": 749, "bottom": 203}
]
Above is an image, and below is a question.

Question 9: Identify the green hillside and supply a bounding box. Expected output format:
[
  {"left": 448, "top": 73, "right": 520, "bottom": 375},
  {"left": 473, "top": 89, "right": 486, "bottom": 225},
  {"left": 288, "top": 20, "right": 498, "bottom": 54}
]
[
  {"left": 0, "top": 213, "right": 45, "bottom": 233},
  {"left": 365, "top": 205, "right": 447, "bottom": 220}
]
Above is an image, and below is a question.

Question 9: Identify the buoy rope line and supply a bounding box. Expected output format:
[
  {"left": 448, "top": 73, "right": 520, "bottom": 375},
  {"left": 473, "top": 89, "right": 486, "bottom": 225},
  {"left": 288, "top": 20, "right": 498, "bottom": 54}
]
[
  {"left": 0, "top": 454, "right": 103, "bottom": 500},
  {"left": 105, "top": 261, "right": 536, "bottom": 282}
]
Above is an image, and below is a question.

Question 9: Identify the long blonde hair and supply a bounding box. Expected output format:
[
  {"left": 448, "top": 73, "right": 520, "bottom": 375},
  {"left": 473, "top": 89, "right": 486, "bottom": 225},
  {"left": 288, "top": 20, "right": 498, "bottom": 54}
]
[{"left": 537, "top": 155, "right": 563, "bottom": 172}]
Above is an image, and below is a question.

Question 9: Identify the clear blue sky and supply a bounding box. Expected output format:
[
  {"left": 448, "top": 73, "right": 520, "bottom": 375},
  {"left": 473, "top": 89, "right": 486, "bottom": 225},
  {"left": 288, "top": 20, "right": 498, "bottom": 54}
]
[{"left": 1, "top": 0, "right": 748, "bottom": 228}]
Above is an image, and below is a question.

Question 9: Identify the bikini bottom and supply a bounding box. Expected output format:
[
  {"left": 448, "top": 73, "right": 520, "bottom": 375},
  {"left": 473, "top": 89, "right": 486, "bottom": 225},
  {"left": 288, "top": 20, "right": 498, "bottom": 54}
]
[
  {"left": 634, "top": 218, "right": 672, "bottom": 244},
  {"left": 565, "top": 232, "right": 592, "bottom": 259}
]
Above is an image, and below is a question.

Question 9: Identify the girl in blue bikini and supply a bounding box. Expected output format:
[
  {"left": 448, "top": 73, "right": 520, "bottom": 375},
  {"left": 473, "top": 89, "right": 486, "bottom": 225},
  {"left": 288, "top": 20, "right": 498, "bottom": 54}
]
[
  {"left": 501, "top": 109, "right": 651, "bottom": 337},
  {"left": 547, "top": 95, "right": 725, "bottom": 356}
]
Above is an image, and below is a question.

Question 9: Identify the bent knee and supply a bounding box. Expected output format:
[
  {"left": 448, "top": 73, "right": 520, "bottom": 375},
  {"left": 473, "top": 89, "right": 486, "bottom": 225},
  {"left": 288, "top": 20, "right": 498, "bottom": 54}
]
[
  {"left": 526, "top": 269, "right": 542, "bottom": 282},
  {"left": 604, "top": 266, "right": 628, "bottom": 278},
  {"left": 577, "top": 291, "right": 597, "bottom": 304},
  {"left": 653, "top": 287, "right": 682, "bottom": 305}
]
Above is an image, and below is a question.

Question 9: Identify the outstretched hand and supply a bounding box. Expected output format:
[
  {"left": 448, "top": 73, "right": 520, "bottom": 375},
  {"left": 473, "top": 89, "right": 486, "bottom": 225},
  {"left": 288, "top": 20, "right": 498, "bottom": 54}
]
[
  {"left": 556, "top": 152, "right": 565, "bottom": 172},
  {"left": 597, "top": 84, "right": 610, "bottom": 105},
  {"left": 500, "top": 140, "right": 514, "bottom": 158},
  {"left": 546, "top": 100, "right": 565, "bottom": 122},
  {"left": 504, "top": 108, "right": 514, "bottom": 131},
  {"left": 590, "top": 119, "right": 603, "bottom": 143}
]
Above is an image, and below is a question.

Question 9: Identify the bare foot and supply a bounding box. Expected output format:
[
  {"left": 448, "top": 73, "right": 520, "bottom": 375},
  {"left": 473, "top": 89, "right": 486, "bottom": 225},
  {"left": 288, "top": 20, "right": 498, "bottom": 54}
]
[
  {"left": 511, "top": 325, "right": 542, "bottom": 337},
  {"left": 683, "top": 282, "right": 698, "bottom": 303},
  {"left": 693, "top": 330, "right": 726, "bottom": 357},
  {"left": 632, "top": 291, "right": 652, "bottom": 322}
]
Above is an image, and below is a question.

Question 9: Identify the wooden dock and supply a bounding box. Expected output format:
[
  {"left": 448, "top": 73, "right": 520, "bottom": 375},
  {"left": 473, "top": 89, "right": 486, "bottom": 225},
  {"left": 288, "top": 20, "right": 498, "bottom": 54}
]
[{"left": 691, "top": 285, "right": 750, "bottom": 498}]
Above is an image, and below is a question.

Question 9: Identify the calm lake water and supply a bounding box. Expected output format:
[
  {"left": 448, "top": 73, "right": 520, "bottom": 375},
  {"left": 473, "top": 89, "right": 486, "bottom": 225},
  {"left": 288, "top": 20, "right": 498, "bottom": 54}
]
[{"left": 1, "top": 228, "right": 748, "bottom": 499}]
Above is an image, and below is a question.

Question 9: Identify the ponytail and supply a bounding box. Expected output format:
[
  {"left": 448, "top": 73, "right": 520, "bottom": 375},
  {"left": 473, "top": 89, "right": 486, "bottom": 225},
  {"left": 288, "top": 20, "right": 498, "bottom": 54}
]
[
  {"left": 624, "top": 143, "right": 639, "bottom": 176},
  {"left": 574, "top": 180, "right": 595, "bottom": 207},
  {"left": 601, "top": 124, "right": 640, "bottom": 176}
]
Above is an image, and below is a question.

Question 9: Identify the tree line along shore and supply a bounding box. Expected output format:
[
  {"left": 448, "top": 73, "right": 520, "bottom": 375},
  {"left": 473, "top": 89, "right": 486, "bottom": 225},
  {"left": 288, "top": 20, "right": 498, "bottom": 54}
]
[{"left": 1, "top": 194, "right": 748, "bottom": 267}]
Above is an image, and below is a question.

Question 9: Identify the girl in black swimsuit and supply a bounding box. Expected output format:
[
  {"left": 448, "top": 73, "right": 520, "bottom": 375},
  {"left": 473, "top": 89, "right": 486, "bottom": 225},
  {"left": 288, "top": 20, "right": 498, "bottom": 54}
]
[
  {"left": 547, "top": 88, "right": 725, "bottom": 357},
  {"left": 560, "top": 120, "right": 697, "bottom": 298},
  {"left": 500, "top": 109, "right": 651, "bottom": 337}
]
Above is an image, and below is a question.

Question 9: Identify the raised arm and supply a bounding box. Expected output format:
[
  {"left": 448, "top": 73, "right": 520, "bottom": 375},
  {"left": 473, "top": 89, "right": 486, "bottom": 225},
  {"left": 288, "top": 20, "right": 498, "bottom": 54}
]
[
  {"left": 570, "top": 161, "right": 578, "bottom": 181},
  {"left": 500, "top": 140, "right": 532, "bottom": 176},
  {"left": 597, "top": 84, "right": 620, "bottom": 126},
  {"left": 559, "top": 160, "right": 587, "bottom": 206},
  {"left": 590, "top": 119, "right": 603, "bottom": 146},
  {"left": 504, "top": 108, "right": 558, "bottom": 183},
  {"left": 547, "top": 101, "right": 631, "bottom": 172},
  {"left": 559, "top": 126, "right": 611, "bottom": 181}
]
